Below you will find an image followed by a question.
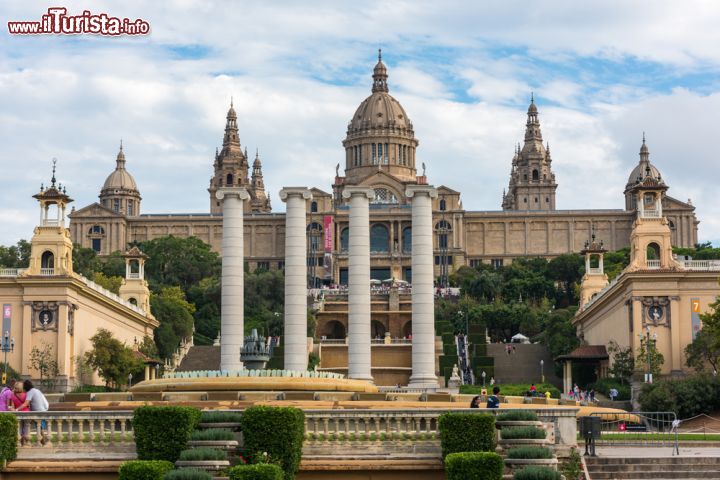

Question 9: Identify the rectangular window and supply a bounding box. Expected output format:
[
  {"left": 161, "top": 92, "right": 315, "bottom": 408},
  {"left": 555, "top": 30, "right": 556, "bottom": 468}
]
[
  {"left": 277, "top": 261, "right": 285, "bottom": 271},
  {"left": 128, "top": 200, "right": 134, "bottom": 216},
  {"left": 384, "top": 143, "right": 389, "bottom": 164},
  {"left": 491, "top": 258, "right": 504, "bottom": 269},
  {"left": 113, "top": 199, "right": 120, "bottom": 213},
  {"left": 372, "top": 144, "right": 377, "bottom": 164},
  {"left": 256, "top": 261, "right": 270, "bottom": 271},
  {"left": 91, "top": 238, "right": 101, "bottom": 252},
  {"left": 469, "top": 259, "right": 483, "bottom": 268},
  {"left": 339, "top": 268, "right": 348, "bottom": 285}
]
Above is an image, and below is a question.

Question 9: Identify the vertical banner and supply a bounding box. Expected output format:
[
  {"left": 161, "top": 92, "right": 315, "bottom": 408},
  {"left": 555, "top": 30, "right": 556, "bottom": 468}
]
[
  {"left": 691, "top": 298, "right": 701, "bottom": 340},
  {"left": 323, "top": 215, "right": 334, "bottom": 280},
  {"left": 2, "top": 304, "right": 10, "bottom": 348}
]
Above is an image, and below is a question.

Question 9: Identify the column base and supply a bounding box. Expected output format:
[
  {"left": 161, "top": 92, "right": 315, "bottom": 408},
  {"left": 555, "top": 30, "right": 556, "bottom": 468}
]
[
  {"left": 348, "top": 374, "right": 375, "bottom": 384},
  {"left": 408, "top": 374, "right": 440, "bottom": 390}
]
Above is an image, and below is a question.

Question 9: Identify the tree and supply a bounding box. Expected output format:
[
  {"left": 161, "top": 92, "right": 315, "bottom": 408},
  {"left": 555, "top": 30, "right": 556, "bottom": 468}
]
[
  {"left": 637, "top": 335, "right": 664, "bottom": 378},
  {"left": 541, "top": 308, "right": 580, "bottom": 359},
  {"left": 91, "top": 272, "right": 123, "bottom": 294},
  {"left": 607, "top": 340, "right": 635, "bottom": 384},
  {"left": 85, "top": 329, "right": 143, "bottom": 388},
  {"left": 140, "top": 236, "right": 220, "bottom": 291},
  {"left": 151, "top": 286, "right": 196, "bottom": 359},
  {"left": 72, "top": 244, "right": 102, "bottom": 278},
  {"left": 29, "top": 343, "right": 60, "bottom": 390},
  {"left": 685, "top": 329, "right": 720, "bottom": 373},
  {"left": 548, "top": 254, "right": 583, "bottom": 307},
  {"left": 0, "top": 240, "right": 30, "bottom": 268}
]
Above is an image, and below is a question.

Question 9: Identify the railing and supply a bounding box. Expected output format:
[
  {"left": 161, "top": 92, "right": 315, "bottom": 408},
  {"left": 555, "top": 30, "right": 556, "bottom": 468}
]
[
  {"left": 319, "top": 338, "right": 412, "bottom": 345},
  {"left": 588, "top": 411, "right": 679, "bottom": 455},
  {"left": 640, "top": 210, "right": 661, "bottom": 218},
  {"left": 16, "top": 411, "right": 134, "bottom": 447},
  {"left": 78, "top": 274, "right": 146, "bottom": 315},
  {"left": 646, "top": 260, "right": 661, "bottom": 268},
  {"left": 40, "top": 268, "right": 55, "bottom": 276},
  {"left": 587, "top": 267, "right": 603, "bottom": 274},
  {"left": 681, "top": 260, "right": 720, "bottom": 271},
  {"left": 127, "top": 273, "right": 141, "bottom": 279},
  {"left": 0, "top": 268, "right": 25, "bottom": 277}
]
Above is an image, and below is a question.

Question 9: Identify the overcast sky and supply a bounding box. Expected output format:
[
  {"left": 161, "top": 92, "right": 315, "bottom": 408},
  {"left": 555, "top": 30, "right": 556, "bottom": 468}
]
[{"left": 1, "top": 1, "right": 719, "bottom": 247}]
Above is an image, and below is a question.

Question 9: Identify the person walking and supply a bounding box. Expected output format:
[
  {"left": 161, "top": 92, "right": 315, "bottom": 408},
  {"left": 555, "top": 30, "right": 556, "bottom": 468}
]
[{"left": 17, "top": 380, "right": 49, "bottom": 444}]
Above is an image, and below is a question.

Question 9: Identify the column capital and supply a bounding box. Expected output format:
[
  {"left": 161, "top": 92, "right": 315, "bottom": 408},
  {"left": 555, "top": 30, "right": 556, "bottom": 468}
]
[
  {"left": 341, "top": 186, "right": 374, "bottom": 200},
  {"left": 279, "top": 187, "right": 312, "bottom": 202},
  {"left": 405, "top": 184, "right": 438, "bottom": 199},
  {"left": 216, "top": 187, "right": 250, "bottom": 201}
]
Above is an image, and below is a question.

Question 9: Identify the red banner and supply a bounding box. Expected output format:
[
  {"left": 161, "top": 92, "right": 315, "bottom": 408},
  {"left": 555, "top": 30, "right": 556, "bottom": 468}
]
[{"left": 323, "top": 215, "right": 333, "bottom": 252}]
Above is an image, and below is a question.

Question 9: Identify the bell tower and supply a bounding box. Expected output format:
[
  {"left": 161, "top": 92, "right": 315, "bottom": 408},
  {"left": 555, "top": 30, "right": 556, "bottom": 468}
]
[
  {"left": 118, "top": 246, "right": 152, "bottom": 313},
  {"left": 579, "top": 231, "right": 609, "bottom": 308},
  {"left": 26, "top": 160, "right": 74, "bottom": 277}
]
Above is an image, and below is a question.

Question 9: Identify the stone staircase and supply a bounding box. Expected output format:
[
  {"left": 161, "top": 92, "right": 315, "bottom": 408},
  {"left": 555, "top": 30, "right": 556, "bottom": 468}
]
[
  {"left": 585, "top": 456, "right": 720, "bottom": 479},
  {"left": 487, "top": 343, "right": 561, "bottom": 385},
  {"left": 176, "top": 345, "right": 220, "bottom": 371}
]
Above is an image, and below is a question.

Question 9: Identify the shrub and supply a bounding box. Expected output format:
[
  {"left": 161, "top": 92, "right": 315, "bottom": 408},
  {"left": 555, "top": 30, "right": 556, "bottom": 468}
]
[
  {"left": 501, "top": 426, "right": 546, "bottom": 440},
  {"left": 178, "top": 447, "right": 227, "bottom": 461},
  {"left": 639, "top": 374, "right": 720, "bottom": 418},
  {"left": 200, "top": 411, "right": 243, "bottom": 423},
  {"left": 190, "top": 429, "right": 235, "bottom": 441},
  {"left": 228, "top": 464, "right": 284, "bottom": 480},
  {"left": 496, "top": 410, "right": 538, "bottom": 422},
  {"left": 438, "top": 413, "right": 495, "bottom": 459},
  {"left": 118, "top": 460, "right": 174, "bottom": 480},
  {"left": 163, "top": 469, "right": 213, "bottom": 480},
  {"left": 133, "top": 406, "right": 202, "bottom": 462},
  {"left": 506, "top": 446, "right": 553, "bottom": 459},
  {"left": 513, "top": 466, "right": 562, "bottom": 480},
  {"left": 560, "top": 448, "right": 583, "bottom": 480},
  {"left": 0, "top": 413, "right": 18, "bottom": 461},
  {"left": 239, "top": 406, "right": 305, "bottom": 480},
  {"left": 444, "top": 451, "right": 504, "bottom": 480}
]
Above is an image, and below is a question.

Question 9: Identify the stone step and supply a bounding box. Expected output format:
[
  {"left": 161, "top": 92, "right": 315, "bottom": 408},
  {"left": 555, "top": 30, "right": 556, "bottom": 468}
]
[
  {"left": 591, "top": 464, "right": 720, "bottom": 472},
  {"left": 586, "top": 457, "right": 720, "bottom": 465},
  {"left": 589, "top": 472, "right": 720, "bottom": 479}
]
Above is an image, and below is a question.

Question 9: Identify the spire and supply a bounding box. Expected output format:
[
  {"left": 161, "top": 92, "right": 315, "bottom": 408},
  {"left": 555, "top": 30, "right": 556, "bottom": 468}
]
[
  {"left": 372, "top": 48, "right": 389, "bottom": 93},
  {"left": 223, "top": 100, "right": 240, "bottom": 148},
  {"left": 50, "top": 158, "right": 57, "bottom": 188},
  {"left": 116, "top": 140, "right": 126, "bottom": 169},
  {"left": 524, "top": 93, "right": 542, "bottom": 144}
]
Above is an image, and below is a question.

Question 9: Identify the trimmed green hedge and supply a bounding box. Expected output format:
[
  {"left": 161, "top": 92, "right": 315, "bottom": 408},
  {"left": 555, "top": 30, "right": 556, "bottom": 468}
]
[
  {"left": 228, "top": 464, "right": 284, "bottom": 480},
  {"left": 506, "top": 446, "right": 553, "bottom": 459},
  {"left": 438, "top": 413, "right": 495, "bottom": 459},
  {"left": 133, "top": 406, "right": 201, "bottom": 462},
  {"left": 200, "top": 411, "right": 243, "bottom": 423},
  {"left": 496, "top": 410, "right": 538, "bottom": 422},
  {"left": 445, "top": 451, "right": 503, "bottom": 480},
  {"left": 118, "top": 460, "right": 173, "bottom": 480},
  {"left": 513, "top": 465, "right": 562, "bottom": 480},
  {"left": 501, "top": 426, "right": 547, "bottom": 440},
  {"left": 190, "top": 428, "right": 235, "bottom": 441},
  {"left": 239, "top": 406, "right": 305, "bottom": 480},
  {"left": 0, "top": 413, "right": 18, "bottom": 461},
  {"left": 163, "top": 469, "right": 213, "bottom": 480},
  {"left": 178, "top": 447, "right": 226, "bottom": 461}
]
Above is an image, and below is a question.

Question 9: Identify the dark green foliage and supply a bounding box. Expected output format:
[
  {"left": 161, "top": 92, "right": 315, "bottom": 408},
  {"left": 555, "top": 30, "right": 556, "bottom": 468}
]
[
  {"left": 239, "top": 406, "right": 305, "bottom": 480},
  {"left": 506, "top": 446, "right": 553, "bottom": 459},
  {"left": 495, "top": 410, "right": 538, "bottom": 422},
  {"left": 118, "top": 460, "right": 173, "bottom": 480},
  {"left": 228, "top": 464, "right": 284, "bottom": 480},
  {"left": 540, "top": 307, "right": 580, "bottom": 358},
  {"left": 589, "top": 378, "right": 630, "bottom": 401},
  {"left": 0, "top": 413, "right": 18, "bottom": 461},
  {"left": 560, "top": 448, "right": 583, "bottom": 480},
  {"left": 513, "top": 466, "right": 562, "bottom": 480},
  {"left": 0, "top": 240, "right": 30, "bottom": 268},
  {"left": 639, "top": 374, "right": 720, "bottom": 419},
  {"left": 140, "top": 236, "right": 220, "bottom": 292},
  {"left": 438, "top": 413, "right": 496, "bottom": 459},
  {"left": 190, "top": 428, "right": 235, "bottom": 441},
  {"left": 200, "top": 411, "right": 243, "bottom": 423},
  {"left": 501, "top": 426, "right": 547, "bottom": 440},
  {"left": 151, "top": 287, "right": 196, "bottom": 359},
  {"left": 133, "top": 406, "right": 201, "bottom": 462},
  {"left": 673, "top": 242, "right": 720, "bottom": 260},
  {"left": 163, "top": 470, "right": 213, "bottom": 480},
  {"left": 178, "top": 447, "right": 227, "bottom": 461},
  {"left": 444, "top": 451, "right": 504, "bottom": 480},
  {"left": 607, "top": 341, "right": 635, "bottom": 385}
]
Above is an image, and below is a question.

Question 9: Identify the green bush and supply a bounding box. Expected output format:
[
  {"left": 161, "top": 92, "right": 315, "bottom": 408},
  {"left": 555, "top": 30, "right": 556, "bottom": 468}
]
[
  {"left": 513, "top": 466, "right": 562, "bottom": 480},
  {"left": 163, "top": 469, "right": 213, "bottom": 480},
  {"left": 190, "top": 429, "right": 235, "bottom": 441},
  {"left": 228, "top": 464, "right": 284, "bottom": 480},
  {"left": 239, "top": 406, "right": 305, "bottom": 480},
  {"left": 501, "top": 426, "right": 546, "bottom": 440},
  {"left": 639, "top": 375, "right": 720, "bottom": 419},
  {"left": 444, "top": 452, "right": 504, "bottom": 480},
  {"left": 118, "top": 460, "right": 174, "bottom": 480},
  {"left": 199, "top": 411, "right": 243, "bottom": 423},
  {"left": 506, "top": 446, "right": 553, "bottom": 459},
  {"left": 560, "top": 448, "right": 583, "bottom": 480},
  {"left": 589, "top": 378, "right": 630, "bottom": 401},
  {"left": 0, "top": 413, "right": 18, "bottom": 461},
  {"left": 496, "top": 410, "right": 538, "bottom": 422},
  {"left": 438, "top": 413, "right": 495, "bottom": 459},
  {"left": 133, "top": 406, "right": 202, "bottom": 462},
  {"left": 460, "top": 383, "right": 561, "bottom": 398},
  {"left": 178, "top": 447, "right": 227, "bottom": 461}
]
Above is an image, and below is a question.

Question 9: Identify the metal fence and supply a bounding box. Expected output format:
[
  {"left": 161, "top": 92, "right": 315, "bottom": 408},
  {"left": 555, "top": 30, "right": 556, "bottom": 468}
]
[{"left": 587, "top": 411, "right": 679, "bottom": 454}]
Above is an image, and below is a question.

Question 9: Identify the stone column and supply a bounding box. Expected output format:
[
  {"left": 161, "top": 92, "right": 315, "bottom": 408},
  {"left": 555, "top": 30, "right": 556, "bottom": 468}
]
[
  {"left": 342, "top": 187, "right": 375, "bottom": 382},
  {"left": 216, "top": 187, "right": 250, "bottom": 371},
  {"left": 406, "top": 185, "right": 439, "bottom": 388},
  {"left": 280, "top": 187, "right": 312, "bottom": 371}
]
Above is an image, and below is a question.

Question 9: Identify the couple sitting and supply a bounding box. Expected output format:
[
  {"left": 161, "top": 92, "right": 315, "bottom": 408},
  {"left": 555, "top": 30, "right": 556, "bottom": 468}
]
[{"left": 0, "top": 380, "right": 49, "bottom": 444}]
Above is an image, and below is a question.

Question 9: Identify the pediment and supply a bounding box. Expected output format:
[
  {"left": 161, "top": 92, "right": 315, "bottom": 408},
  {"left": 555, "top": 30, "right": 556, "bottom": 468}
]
[
  {"left": 663, "top": 195, "right": 695, "bottom": 211},
  {"left": 310, "top": 187, "right": 331, "bottom": 197},
  {"left": 69, "top": 202, "right": 123, "bottom": 218}
]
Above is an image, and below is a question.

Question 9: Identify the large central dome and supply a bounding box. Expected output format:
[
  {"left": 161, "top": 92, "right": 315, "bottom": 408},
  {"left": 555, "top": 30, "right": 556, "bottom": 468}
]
[{"left": 342, "top": 51, "right": 419, "bottom": 185}]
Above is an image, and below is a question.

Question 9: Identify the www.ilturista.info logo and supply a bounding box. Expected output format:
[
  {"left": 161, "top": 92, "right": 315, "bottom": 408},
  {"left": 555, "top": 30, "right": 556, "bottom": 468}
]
[{"left": 8, "top": 7, "right": 150, "bottom": 35}]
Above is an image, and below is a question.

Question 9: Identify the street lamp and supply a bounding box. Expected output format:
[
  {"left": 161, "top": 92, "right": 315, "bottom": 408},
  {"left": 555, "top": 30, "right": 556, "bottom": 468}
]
[
  {"left": 540, "top": 359, "right": 545, "bottom": 384},
  {"left": 640, "top": 327, "right": 657, "bottom": 384},
  {"left": 128, "top": 373, "right": 133, "bottom": 389},
  {"left": 155, "top": 364, "right": 160, "bottom": 380},
  {"left": 1, "top": 331, "right": 14, "bottom": 384},
  {"left": 481, "top": 370, "right": 486, "bottom": 388}
]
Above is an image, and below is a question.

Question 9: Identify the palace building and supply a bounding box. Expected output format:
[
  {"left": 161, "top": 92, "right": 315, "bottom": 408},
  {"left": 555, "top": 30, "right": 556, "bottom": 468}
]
[{"left": 68, "top": 52, "right": 699, "bottom": 293}]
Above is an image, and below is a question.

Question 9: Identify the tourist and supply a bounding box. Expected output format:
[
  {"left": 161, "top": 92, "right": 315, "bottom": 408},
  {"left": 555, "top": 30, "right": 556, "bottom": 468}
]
[
  {"left": 486, "top": 386, "right": 501, "bottom": 408},
  {"left": 18, "top": 380, "right": 49, "bottom": 444},
  {"left": 0, "top": 381, "right": 13, "bottom": 411},
  {"left": 609, "top": 387, "right": 618, "bottom": 401},
  {"left": 470, "top": 395, "right": 482, "bottom": 408},
  {"left": 530, "top": 383, "right": 537, "bottom": 396},
  {"left": 544, "top": 390, "right": 551, "bottom": 400},
  {"left": 573, "top": 383, "right": 580, "bottom": 399},
  {"left": 589, "top": 389, "right": 596, "bottom": 403},
  {"left": 11, "top": 381, "right": 29, "bottom": 444}
]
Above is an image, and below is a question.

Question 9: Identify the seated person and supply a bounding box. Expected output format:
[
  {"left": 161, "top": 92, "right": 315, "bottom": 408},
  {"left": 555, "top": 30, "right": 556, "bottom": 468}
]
[{"left": 486, "top": 386, "right": 501, "bottom": 408}]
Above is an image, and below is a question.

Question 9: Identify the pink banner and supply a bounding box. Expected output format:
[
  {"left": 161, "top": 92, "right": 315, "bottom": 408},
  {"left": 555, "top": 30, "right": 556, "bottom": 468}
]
[{"left": 323, "top": 215, "right": 333, "bottom": 252}]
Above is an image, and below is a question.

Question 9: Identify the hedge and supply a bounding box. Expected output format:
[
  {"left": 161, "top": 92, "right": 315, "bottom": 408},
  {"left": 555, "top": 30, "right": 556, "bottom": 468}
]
[
  {"left": 178, "top": 447, "right": 227, "bottom": 461},
  {"left": 0, "top": 413, "right": 18, "bottom": 461},
  {"left": 496, "top": 410, "right": 538, "bottom": 422},
  {"left": 639, "top": 374, "right": 720, "bottom": 419},
  {"left": 438, "top": 413, "right": 495, "bottom": 459},
  {"left": 228, "top": 464, "right": 284, "bottom": 480},
  {"left": 190, "top": 428, "right": 235, "bottom": 441},
  {"left": 118, "top": 460, "right": 174, "bottom": 480},
  {"left": 199, "top": 411, "right": 243, "bottom": 423},
  {"left": 445, "top": 452, "right": 503, "bottom": 480},
  {"left": 506, "top": 446, "right": 553, "bottom": 459},
  {"left": 133, "top": 406, "right": 201, "bottom": 462},
  {"left": 239, "top": 406, "right": 305, "bottom": 480},
  {"left": 501, "top": 426, "right": 547, "bottom": 440},
  {"left": 163, "top": 469, "right": 213, "bottom": 480},
  {"left": 513, "top": 466, "right": 562, "bottom": 480}
]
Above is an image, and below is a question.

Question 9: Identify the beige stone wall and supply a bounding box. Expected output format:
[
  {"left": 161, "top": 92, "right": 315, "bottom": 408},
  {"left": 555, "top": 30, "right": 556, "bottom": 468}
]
[{"left": 318, "top": 344, "right": 412, "bottom": 386}]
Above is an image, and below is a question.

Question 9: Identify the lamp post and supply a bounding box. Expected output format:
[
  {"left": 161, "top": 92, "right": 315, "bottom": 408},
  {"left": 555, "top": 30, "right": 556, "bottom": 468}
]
[
  {"left": 128, "top": 373, "right": 133, "bottom": 389},
  {"left": 640, "top": 326, "right": 657, "bottom": 384},
  {"left": 481, "top": 370, "right": 486, "bottom": 388},
  {"left": 1, "top": 331, "right": 14, "bottom": 384},
  {"left": 155, "top": 364, "right": 160, "bottom": 380},
  {"left": 540, "top": 359, "right": 545, "bottom": 384}
]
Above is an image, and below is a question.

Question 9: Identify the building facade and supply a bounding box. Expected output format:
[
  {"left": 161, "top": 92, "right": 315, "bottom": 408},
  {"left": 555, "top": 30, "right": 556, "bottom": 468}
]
[{"left": 69, "top": 53, "right": 699, "bottom": 287}]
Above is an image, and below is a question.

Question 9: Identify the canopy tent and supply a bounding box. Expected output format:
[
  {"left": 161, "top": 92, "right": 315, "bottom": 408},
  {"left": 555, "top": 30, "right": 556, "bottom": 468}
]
[{"left": 511, "top": 333, "right": 530, "bottom": 344}]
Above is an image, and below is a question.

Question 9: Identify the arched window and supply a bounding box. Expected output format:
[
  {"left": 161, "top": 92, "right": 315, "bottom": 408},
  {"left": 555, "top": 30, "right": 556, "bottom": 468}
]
[
  {"left": 88, "top": 225, "right": 105, "bottom": 235},
  {"left": 128, "top": 297, "right": 138, "bottom": 306},
  {"left": 439, "top": 199, "right": 446, "bottom": 211},
  {"left": 523, "top": 174, "right": 528, "bottom": 181},
  {"left": 435, "top": 220, "right": 452, "bottom": 231},
  {"left": 340, "top": 228, "right": 349, "bottom": 252},
  {"left": 646, "top": 242, "right": 661, "bottom": 261},
  {"left": 372, "top": 144, "right": 377, "bottom": 164},
  {"left": 323, "top": 320, "right": 346, "bottom": 339},
  {"left": 370, "top": 224, "right": 390, "bottom": 252},
  {"left": 532, "top": 169, "right": 539, "bottom": 181},
  {"left": 371, "top": 320, "right": 386, "bottom": 338},
  {"left": 668, "top": 219, "right": 676, "bottom": 229},
  {"left": 226, "top": 173, "right": 233, "bottom": 186},
  {"left": 41, "top": 251, "right": 54, "bottom": 269},
  {"left": 372, "top": 188, "right": 398, "bottom": 204},
  {"left": 310, "top": 201, "right": 318, "bottom": 213},
  {"left": 402, "top": 227, "right": 412, "bottom": 253}
]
